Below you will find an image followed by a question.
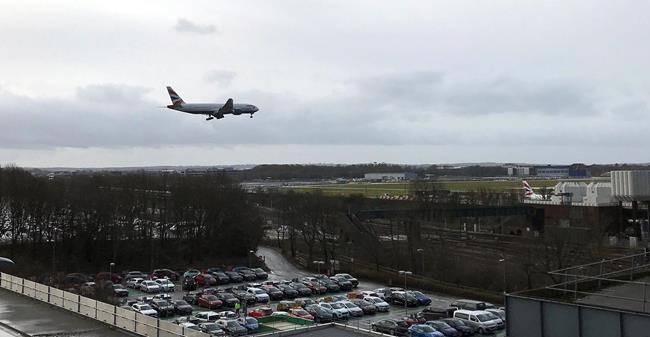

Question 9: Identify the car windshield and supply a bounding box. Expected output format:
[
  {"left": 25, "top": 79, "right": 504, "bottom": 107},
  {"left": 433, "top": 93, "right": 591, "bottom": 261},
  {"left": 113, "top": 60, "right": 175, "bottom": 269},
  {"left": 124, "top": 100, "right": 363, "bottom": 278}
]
[
  {"left": 175, "top": 301, "right": 188, "bottom": 306},
  {"left": 113, "top": 284, "right": 123, "bottom": 288},
  {"left": 246, "top": 317, "right": 257, "bottom": 324},
  {"left": 485, "top": 312, "right": 499, "bottom": 319},
  {"left": 330, "top": 303, "right": 345, "bottom": 309},
  {"left": 205, "top": 295, "right": 217, "bottom": 300},
  {"left": 254, "top": 268, "right": 264, "bottom": 272},
  {"left": 254, "top": 289, "right": 265, "bottom": 294},
  {"left": 226, "top": 321, "right": 240, "bottom": 328},
  {"left": 343, "top": 302, "right": 356, "bottom": 308},
  {"left": 203, "top": 323, "right": 219, "bottom": 331},
  {"left": 434, "top": 321, "right": 451, "bottom": 329},
  {"left": 412, "top": 291, "right": 424, "bottom": 297},
  {"left": 476, "top": 314, "right": 493, "bottom": 322},
  {"left": 294, "top": 309, "right": 308, "bottom": 315},
  {"left": 139, "top": 305, "right": 152, "bottom": 310}
]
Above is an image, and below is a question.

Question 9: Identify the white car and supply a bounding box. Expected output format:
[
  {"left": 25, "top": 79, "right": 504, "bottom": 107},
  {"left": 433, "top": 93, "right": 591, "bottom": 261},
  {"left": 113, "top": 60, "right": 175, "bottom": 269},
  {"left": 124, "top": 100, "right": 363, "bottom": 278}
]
[
  {"left": 374, "top": 287, "right": 403, "bottom": 299},
  {"left": 132, "top": 303, "right": 158, "bottom": 317},
  {"left": 318, "top": 302, "right": 349, "bottom": 320},
  {"left": 126, "top": 277, "right": 144, "bottom": 289},
  {"left": 179, "top": 322, "right": 201, "bottom": 331},
  {"left": 339, "top": 301, "right": 363, "bottom": 317},
  {"left": 140, "top": 280, "right": 161, "bottom": 293},
  {"left": 361, "top": 290, "right": 379, "bottom": 298},
  {"left": 453, "top": 309, "right": 501, "bottom": 335},
  {"left": 217, "top": 311, "right": 237, "bottom": 319},
  {"left": 194, "top": 311, "right": 221, "bottom": 323},
  {"left": 364, "top": 296, "right": 390, "bottom": 312},
  {"left": 198, "top": 322, "right": 226, "bottom": 336},
  {"left": 246, "top": 287, "right": 270, "bottom": 303},
  {"left": 155, "top": 278, "right": 175, "bottom": 292},
  {"left": 486, "top": 308, "right": 506, "bottom": 322}
]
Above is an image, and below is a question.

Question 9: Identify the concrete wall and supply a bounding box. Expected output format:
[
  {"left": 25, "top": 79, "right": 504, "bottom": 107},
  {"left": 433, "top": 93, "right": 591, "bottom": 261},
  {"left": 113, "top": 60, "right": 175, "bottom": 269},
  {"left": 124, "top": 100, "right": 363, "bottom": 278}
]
[
  {"left": 0, "top": 272, "right": 209, "bottom": 337},
  {"left": 507, "top": 294, "right": 650, "bottom": 337}
]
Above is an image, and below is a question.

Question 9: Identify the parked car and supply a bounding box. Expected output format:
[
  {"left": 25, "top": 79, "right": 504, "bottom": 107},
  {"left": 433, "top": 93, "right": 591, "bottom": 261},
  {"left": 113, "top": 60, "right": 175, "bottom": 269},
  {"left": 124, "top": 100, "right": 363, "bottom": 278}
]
[
  {"left": 276, "top": 300, "right": 298, "bottom": 312},
  {"left": 449, "top": 300, "right": 496, "bottom": 311},
  {"left": 409, "top": 324, "right": 445, "bottom": 337},
  {"left": 420, "top": 306, "right": 456, "bottom": 321},
  {"left": 403, "top": 312, "right": 427, "bottom": 326},
  {"left": 173, "top": 300, "right": 193, "bottom": 315},
  {"left": 317, "top": 279, "right": 340, "bottom": 293},
  {"left": 155, "top": 278, "right": 175, "bottom": 292},
  {"left": 340, "top": 301, "right": 364, "bottom": 317},
  {"left": 389, "top": 291, "right": 419, "bottom": 307},
  {"left": 182, "top": 291, "right": 201, "bottom": 305},
  {"left": 453, "top": 310, "right": 500, "bottom": 335},
  {"left": 364, "top": 296, "right": 390, "bottom": 312},
  {"left": 126, "top": 277, "right": 144, "bottom": 289},
  {"left": 216, "top": 319, "right": 248, "bottom": 336},
  {"left": 277, "top": 284, "right": 299, "bottom": 298},
  {"left": 216, "top": 311, "right": 238, "bottom": 319},
  {"left": 195, "top": 274, "right": 218, "bottom": 287},
  {"left": 183, "top": 269, "right": 201, "bottom": 279},
  {"left": 334, "top": 273, "right": 359, "bottom": 288},
  {"left": 237, "top": 316, "right": 260, "bottom": 331},
  {"left": 179, "top": 322, "right": 201, "bottom": 331},
  {"left": 410, "top": 291, "right": 433, "bottom": 306},
  {"left": 215, "top": 292, "right": 240, "bottom": 308},
  {"left": 199, "top": 322, "right": 226, "bottom": 336},
  {"left": 289, "top": 308, "right": 314, "bottom": 320},
  {"left": 151, "top": 269, "right": 179, "bottom": 281},
  {"left": 246, "top": 287, "right": 270, "bottom": 303},
  {"left": 371, "top": 319, "right": 409, "bottom": 336},
  {"left": 211, "top": 272, "right": 231, "bottom": 284},
  {"left": 301, "top": 280, "right": 327, "bottom": 294},
  {"left": 132, "top": 303, "right": 158, "bottom": 317},
  {"left": 426, "top": 320, "right": 460, "bottom": 337},
  {"left": 182, "top": 277, "right": 197, "bottom": 291},
  {"left": 294, "top": 297, "right": 316, "bottom": 308},
  {"left": 112, "top": 284, "right": 129, "bottom": 297},
  {"left": 125, "top": 271, "right": 147, "bottom": 281},
  {"left": 96, "top": 272, "right": 122, "bottom": 284},
  {"left": 197, "top": 295, "right": 223, "bottom": 309},
  {"left": 140, "top": 280, "right": 161, "bottom": 293},
  {"left": 225, "top": 271, "right": 244, "bottom": 283},
  {"left": 304, "top": 304, "right": 334, "bottom": 323},
  {"left": 289, "top": 282, "right": 313, "bottom": 296},
  {"left": 441, "top": 318, "right": 476, "bottom": 336},
  {"left": 351, "top": 298, "right": 377, "bottom": 314},
  {"left": 485, "top": 308, "right": 506, "bottom": 322},
  {"left": 237, "top": 270, "right": 257, "bottom": 281},
  {"left": 261, "top": 285, "right": 284, "bottom": 300},
  {"left": 374, "top": 287, "right": 403, "bottom": 299},
  {"left": 251, "top": 268, "right": 268, "bottom": 279},
  {"left": 361, "top": 290, "right": 380, "bottom": 298},
  {"left": 194, "top": 311, "right": 222, "bottom": 323},
  {"left": 150, "top": 299, "right": 174, "bottom": 317},
  {"left": 318, "top": 302, "right": 349, "bottom": 320},
  {"left": 330, "top": 276, "right": 354, "bottom": 291},
  {"left": 80, "top": 282, "right": 96, "bottom": 297},
  {"left": 484, "top": 311, "right": 505, "bottom": 329},
  {"left": 249, "top": 307, "right": 274, "bottom": 318},
  {"left": 232, "top": 290, "right": 256, "bottom": 305}
]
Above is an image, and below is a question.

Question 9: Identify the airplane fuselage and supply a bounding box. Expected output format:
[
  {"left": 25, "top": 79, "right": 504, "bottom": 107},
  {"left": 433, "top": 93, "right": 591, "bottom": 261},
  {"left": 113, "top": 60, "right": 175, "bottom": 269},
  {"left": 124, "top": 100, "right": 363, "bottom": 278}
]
[{"left": 169, "top": 103, "right": 258, "bottom": 116}]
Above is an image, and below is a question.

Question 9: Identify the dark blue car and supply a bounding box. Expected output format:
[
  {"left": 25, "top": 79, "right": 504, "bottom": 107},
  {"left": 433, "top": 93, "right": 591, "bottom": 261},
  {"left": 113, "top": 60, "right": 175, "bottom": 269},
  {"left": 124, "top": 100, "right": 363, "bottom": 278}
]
[
  {"left": 408, "top": 324, "right": 444, "bottom": 337},
  {"left": 426, "top": 320, "right": 460, "bottom": 337},
  {"left": 410, "top": 291, "right": 432, "bottom": 306}
]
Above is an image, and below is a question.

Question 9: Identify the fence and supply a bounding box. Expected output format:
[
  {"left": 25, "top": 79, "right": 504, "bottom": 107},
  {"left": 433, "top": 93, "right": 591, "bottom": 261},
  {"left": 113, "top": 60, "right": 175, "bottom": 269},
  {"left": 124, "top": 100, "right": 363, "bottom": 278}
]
[{"left": 0, "top": 272, "right": 209, "bottom": 337}]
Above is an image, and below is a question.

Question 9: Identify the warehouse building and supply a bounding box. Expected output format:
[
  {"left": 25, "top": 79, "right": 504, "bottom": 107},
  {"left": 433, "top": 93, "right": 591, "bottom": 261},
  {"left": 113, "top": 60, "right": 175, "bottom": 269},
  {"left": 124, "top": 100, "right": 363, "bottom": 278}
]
[{"left": 363, "top": 172, "right": 418, "bottom": 182}]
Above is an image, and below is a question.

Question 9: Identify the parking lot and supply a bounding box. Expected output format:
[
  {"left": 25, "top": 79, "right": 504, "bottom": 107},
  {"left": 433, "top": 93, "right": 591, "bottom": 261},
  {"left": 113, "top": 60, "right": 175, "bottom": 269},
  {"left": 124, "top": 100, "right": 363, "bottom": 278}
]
[{"left": 110, "top": 246, "right": 505, "bottom": 336}]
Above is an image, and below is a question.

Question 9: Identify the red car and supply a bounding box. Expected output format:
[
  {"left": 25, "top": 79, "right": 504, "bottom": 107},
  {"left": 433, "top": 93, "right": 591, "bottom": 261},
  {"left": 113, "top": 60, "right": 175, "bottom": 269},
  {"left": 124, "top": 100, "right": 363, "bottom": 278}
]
[
  {"left": 402, "top": 314, "right": 426, "bottom": 327},
  {"left": 249, "top": 307, "right": 274, "bottom": 318},
  {"left": 289, "top": 308, "right": 314, "bottom": 321},
  {"left": 302, "top": 280, "right": 327, "bottom": 294},
  {"left": 197, "top": 295, "right": 223, "bottom": 309},
  {"left": 151, "top": 269, "right": 179, "bottom": 281},
  {"left": 195, "top": 274, "right": 218, "bottom": 287}
]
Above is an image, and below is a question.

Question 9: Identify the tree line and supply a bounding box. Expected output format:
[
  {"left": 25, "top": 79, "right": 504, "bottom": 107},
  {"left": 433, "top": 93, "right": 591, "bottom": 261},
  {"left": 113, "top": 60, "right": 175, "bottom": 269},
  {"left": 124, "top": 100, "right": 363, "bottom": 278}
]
[{"left": 0, "top": 166, "right": 264, "bottom": 277}]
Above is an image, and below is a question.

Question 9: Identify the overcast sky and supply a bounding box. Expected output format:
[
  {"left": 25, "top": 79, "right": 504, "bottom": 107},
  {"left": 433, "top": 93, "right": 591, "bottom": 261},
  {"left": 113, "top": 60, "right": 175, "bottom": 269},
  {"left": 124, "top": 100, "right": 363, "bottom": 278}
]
[{"left": 1, "top": 0, "right": 649, "bottom": 167}]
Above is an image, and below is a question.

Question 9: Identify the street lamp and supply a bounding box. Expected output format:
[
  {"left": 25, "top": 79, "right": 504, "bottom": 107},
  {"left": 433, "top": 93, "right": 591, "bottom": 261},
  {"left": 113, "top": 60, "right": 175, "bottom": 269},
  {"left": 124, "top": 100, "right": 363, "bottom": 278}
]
[
  {"left": 499, "top": 255, "right": 507, "bottom": 294},
  {"left": 313, "top": 260, "right": 325, "bottom": 274},
  {"left": 416, "top": 248, "right": 424, "bottom": 274},
  {"left": 399, "top": 270, "right": 412, "bottom": 315},
  {"left": 248, "top": 250, "right": 255, "bottom": 268},
  {"left": 109, "top": 262, "right": 116, "bottom": 276}
]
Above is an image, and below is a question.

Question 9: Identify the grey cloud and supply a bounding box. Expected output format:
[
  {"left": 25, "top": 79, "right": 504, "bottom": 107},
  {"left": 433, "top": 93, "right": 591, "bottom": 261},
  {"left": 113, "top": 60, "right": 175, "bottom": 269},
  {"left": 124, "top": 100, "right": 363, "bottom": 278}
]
[
  {"left": 204, "top": 70, "right": 236, "bottom": 86},
  {"left": 76, "top": 84, "right": 150, "bottom": 103},
  {"left": 174, "top": 18, "right": 217, "bottom": 35}
]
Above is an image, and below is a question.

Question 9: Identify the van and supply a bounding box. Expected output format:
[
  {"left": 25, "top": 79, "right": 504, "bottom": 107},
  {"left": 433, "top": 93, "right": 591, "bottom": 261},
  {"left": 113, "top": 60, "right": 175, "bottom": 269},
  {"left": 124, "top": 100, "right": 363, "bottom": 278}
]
[{"left": 453, "top": 309, "right": 501, "bottom": 334}]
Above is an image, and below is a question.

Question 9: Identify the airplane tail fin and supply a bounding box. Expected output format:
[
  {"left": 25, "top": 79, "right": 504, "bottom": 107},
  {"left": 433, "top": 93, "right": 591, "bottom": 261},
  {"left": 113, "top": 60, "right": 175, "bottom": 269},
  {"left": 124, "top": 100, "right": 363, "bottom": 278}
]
[
  {"left": 166, "top": 86, "right": 185, "bottom": 106},
  {"left": 522, "top": 180, "right": 534, "bottom": 197}
]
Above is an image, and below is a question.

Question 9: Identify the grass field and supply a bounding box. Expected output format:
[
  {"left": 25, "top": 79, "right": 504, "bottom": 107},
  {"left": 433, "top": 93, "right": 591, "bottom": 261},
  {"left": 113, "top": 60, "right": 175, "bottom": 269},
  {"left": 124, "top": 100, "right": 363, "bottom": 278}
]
[{"left": 285, "top": 179, "right": 558, "bottom": 197}]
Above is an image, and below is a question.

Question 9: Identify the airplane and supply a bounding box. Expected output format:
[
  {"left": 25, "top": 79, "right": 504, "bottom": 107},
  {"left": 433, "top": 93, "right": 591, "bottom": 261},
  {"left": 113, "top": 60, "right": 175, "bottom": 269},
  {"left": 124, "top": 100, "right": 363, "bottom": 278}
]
[
  {"left": 522, "top": 180, "right": 545, "bottom": 200},
  {"left": 166, "top": 86, "right": 258, "bottom": 121}
]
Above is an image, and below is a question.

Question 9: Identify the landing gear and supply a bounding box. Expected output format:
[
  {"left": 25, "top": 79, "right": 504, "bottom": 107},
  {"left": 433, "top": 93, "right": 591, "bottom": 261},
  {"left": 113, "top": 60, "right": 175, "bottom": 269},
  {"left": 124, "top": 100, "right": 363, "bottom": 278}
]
[
  {"left": 206, "top": 116, "right": 214, "bottom": 121},
  {"left": 250, "top": 113, "right": 254, "bottom": 118}
]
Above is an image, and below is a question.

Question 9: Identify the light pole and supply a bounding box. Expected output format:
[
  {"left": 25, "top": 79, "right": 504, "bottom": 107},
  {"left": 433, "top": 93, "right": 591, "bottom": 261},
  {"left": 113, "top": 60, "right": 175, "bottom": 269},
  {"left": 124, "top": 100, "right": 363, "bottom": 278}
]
[
  {"left": 416, "top": 248, "right": 424, "bottom": 274},
  {"left": 399, "top": 270, "right": 412, "bottom": 315},
  {"left": 499, "top": 255, "right": 507, "bottom": 294},
  {"left": 313, "top": 260, "right": 325, "bottom": 274},
  {"left": 109, "top": 262, "right": 115, "bottom": 276},
  {"left": 248, "top": 250, "right": 255, "bottom": 268}
]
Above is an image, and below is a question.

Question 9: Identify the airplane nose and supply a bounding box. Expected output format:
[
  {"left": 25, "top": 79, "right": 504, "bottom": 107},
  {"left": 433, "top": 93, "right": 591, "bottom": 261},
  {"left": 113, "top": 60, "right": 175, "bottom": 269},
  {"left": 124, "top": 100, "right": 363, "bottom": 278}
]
[{"left": 253, "top": 106, "right": 259, "bottom": 112}]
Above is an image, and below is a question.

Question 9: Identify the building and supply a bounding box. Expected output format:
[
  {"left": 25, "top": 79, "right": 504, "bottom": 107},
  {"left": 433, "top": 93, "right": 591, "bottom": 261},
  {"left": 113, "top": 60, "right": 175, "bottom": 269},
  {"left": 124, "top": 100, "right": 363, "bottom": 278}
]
[
  {"left": 364, "top": 172, "right": 417, "bottom": 182},
  {"left": 507, "top": 166, "right": 532, "bottom": 177},
  {"left": 535, "top": 165, "right": 570, "bottom": 178}
]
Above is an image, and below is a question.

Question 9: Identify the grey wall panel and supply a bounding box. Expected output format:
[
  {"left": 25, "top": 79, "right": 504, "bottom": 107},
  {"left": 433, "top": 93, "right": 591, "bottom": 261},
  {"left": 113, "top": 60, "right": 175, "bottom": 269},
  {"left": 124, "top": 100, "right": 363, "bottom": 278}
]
[
  {"left": 508, "top": 297, "right": 542, "bottom": 337},
  {"left": 580, "top": 308, "right": 621, "bottom": 337},
  {"left": 622, "top": 313, "right": 650, "bottom": 337},
  {"left": 543, "top": 302, "right": 579, "bottom": 337}
]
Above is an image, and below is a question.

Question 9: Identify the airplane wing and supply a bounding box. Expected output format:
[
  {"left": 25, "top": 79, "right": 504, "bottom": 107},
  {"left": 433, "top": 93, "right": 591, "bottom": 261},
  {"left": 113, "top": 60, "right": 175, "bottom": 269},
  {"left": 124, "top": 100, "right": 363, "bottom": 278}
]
[{"left": 218, "top": 98, "right": 234, "bottom": 114}]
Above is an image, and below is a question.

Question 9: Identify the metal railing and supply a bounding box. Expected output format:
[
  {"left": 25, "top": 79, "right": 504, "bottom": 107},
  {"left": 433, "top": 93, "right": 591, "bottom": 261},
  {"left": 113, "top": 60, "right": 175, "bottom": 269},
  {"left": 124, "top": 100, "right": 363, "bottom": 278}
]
[{"left": 0, "top": 272, "right": 209, "bottom": 337}]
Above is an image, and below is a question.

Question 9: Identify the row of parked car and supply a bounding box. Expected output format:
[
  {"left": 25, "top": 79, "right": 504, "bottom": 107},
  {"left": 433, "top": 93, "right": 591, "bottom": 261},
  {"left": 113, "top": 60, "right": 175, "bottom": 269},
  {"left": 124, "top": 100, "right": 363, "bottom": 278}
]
[
  {"left": 372, "top": 299, "right": 506, "bottom": 336},
  {"left": 173, "top": 310, "right": 259, "bottom": 336}
]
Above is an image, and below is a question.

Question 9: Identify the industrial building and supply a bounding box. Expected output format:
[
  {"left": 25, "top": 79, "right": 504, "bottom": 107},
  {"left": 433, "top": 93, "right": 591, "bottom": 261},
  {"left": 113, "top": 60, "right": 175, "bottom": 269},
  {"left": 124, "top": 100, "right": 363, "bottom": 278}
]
[{"left": 363, "top": 172, "right": 417, "bottom": 181}]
